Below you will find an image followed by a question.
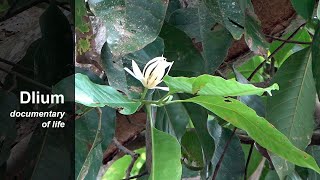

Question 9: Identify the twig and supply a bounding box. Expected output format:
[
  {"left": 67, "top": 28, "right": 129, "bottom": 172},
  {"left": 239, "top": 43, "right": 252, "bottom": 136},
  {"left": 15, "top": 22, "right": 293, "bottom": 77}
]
[
  {"left": 244, "top": 143, "right": 254, "bottom": 180},
  {"left": 0, "top": 66, "right": 51, "bottom": 91},
  {"left": 0, "top": 58, "right": 33, "bottom": 72},
  {"left": 265, "top": 35, "right": 311, "bottom": 45},
  {"left": 248, "top": 23, "right": 306, "bottom": 81},
  {"left": 113, "top": 138, "right": 140, "bottom": 180},
  {"left": 212, "top": 128, "right": 237, "bottom": 180},
  {"left": 122, "top": 171, "right": 148, "bottom": 180}
]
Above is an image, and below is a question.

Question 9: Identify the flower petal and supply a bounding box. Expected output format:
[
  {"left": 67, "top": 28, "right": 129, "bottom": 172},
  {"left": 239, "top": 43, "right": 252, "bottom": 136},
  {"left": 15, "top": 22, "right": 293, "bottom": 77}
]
[
  {"left": 124, "top": 67, "right": 139, "bottom": 81},
  {"left": 131, "top": 60, "right": 143, "bottom": 80},
  {"left": 153, "top": 86, "right": 169, "bottom": 91},
  {"left": 143, "top": 57, "right": 165, "bottom": 75}
]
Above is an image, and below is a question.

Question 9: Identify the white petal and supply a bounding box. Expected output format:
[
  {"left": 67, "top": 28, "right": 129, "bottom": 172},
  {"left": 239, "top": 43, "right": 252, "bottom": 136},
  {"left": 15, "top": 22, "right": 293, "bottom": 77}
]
[
  {"left": 153, "top": 86, "right": 169, "bottom": 91},
  {"left": 131, "top": 60, "right": 143, "bottom": 80},
  {"left": 165, "top": 61, "right": 174, "bottom": 76},
  {"left": 143, "top": 56, "right": 165, "bottom": 74},
  {"left": 124, "top": 67, "right": 139, "bottom": 81}
]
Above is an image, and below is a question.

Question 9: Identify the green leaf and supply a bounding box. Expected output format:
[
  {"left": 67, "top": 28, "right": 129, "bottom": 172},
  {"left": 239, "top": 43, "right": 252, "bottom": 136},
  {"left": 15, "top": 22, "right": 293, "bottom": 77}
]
[
  {"left": 160, "top": 23, "right": 205, "bottom": 76},
  {"left": 88, "top": 0, "right": 168, "bottom": 56},
  {"left": 242, "top": 144, "right": 263, "bottom": 177},
  {"left": 150, "top": 128, "right": 182, "bottom": 180},
  {"left": 266, "top": 48, "right": 316, "bottom": 178},
  {"left": 181, "top": 129, "right": 205, "bottom": 170},
  {"left": 199, "top": 2, "right": 234, "bottom": 73},
  {"left": 244, "top": 9, "right": 269, "bottom": 56},
  {"left": 163, "top": 74, "right": 279, "bottom": 96},
  {"left": 317, "top": 1, "right": 320, "bottom": 20},
  {"left": 54, "top": 73, "right": 141, "bottom": 115},
  {"left": 154, "top": 92, "right": 189, "bottom": 140},
  {"left": 312, "top": 21, "right": 320, "bottom": 101},
  {"left": 203, "top": 0, "right": 244, "bottom": 39},
  {"left": 76, "top": 108, "right": 103, "bottom": 180},
  {"left": 0, "top": 90, "right": 18, "bottom": 165},
  {"left": 182, "top": 96, "right": 320, "bottom": 173},
  {"left": 306, "top": 146, "right": 320, "bottom": 179},
  {"left": 290, "top": 0, "right": 315, "bottom": 20},
  {"left": 101, "top": 37, "right": 164, "bottom": 99},
  {"left": 207, "top": 120, "right": 245, "bottom": 179}
]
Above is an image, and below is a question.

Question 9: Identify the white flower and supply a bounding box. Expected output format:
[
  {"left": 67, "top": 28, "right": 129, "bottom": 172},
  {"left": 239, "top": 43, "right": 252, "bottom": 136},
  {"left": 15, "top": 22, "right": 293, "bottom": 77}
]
[{"left": 124, "top": 56, "right": 173, "bottom": 91}]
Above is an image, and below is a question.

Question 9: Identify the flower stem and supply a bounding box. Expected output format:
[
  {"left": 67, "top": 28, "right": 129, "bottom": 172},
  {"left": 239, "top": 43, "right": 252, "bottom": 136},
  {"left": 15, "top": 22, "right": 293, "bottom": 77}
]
[
  {"left": 145, "top": 103, "right": 154, "bottom": 175},
  {"left": 140, "top": 88, "right": 149, "bottom": 101}
]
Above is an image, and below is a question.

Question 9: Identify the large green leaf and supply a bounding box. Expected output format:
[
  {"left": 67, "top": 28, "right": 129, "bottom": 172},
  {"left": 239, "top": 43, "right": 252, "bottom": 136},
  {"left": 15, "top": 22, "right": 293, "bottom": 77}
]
[
  {"left": 203, "top": 0, "right": 244, "bottom": 39},
  {"left": 163, "top": 75, "right": 279, "bottom": 96},
  {"left": 101, "top": 38, "right": 164, "bottom": 99},
  {"left": 0, "top": 90, "right": 18, "bottom": 165},
  {"left": 306, "top": 146, "right": 320, "bottom": 179},
  {"left": 181, "top": 96, "right": 320, "bottom": 174},
  {"left": 208, "top": 120, "right": 245, "bottom": 179},
  {"left": 266, "top": 48, "right": 316, "bottom": 178},
  {"left": 88, "top": 0, "right": 168, "bottom": 56},
  {"left": 159, "top": 24, "right": 205, "bottom": 76},
  {"left": 150, "top": 128, "right": 182, "bottom": 180},
  {"left": 312, "top": 21, "right": 320, "bottom": 101},
  {"left": 290, "top": 0, "right": 315, "bottom": 20},
  {"left": 199, "top": 2, "right": 233, "bottom": 73},
  {"left": 60, "top": 73, "right": 140, "bottom": 115}
]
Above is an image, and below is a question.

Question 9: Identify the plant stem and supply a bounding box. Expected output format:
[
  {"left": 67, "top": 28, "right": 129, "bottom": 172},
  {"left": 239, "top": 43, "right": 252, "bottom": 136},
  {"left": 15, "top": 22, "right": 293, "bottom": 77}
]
[
  {"left": 145, "top": 104, "right": 154, "bottom": 175},
  {"left": 244, "top": 143, "right": 254, "bottom": 180},
  {"left": 140, "top": 88, "right": 148, "bottom": 101}
]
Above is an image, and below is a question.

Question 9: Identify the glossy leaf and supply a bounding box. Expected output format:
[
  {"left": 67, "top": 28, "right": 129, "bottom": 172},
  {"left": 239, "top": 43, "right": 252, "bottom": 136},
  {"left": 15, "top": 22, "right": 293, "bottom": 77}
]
[
  {"left": 160, "top": 24, "right": 205, "bottom": 77},
  {"left": 203, "top": 0, "right": 244, "bottom": 39},
  {"left": 0, "top": 90, "right": 18, "bottom": 165},
  {"left": 312, "top": 21, "right": 320, "bottom": 101},
  {"left": 163, "top": 74, "right": 279, "bottom": 96},
  {"left": 244, "top": 9, "right": 269, "bottom": 56},
  {"left": 208, "top": 120, "right": 245, "bottom": 179},
  {"left": 88, "top": 0, "right": 168, "bottom": 56},
  {"left": 267, "top": 48, "right": 316, "bottom": 178},
  {"left": 199, "top": 2, "right": 234, "bottom": 73},
  {"left": 306, "top": 146, "right": 320, "bottom": 179},
  {"left": 290, "top": 0, "right": 315, "bottom": 20},
  {"left": 182, "top": 96, "right": 320, "bottom": 173},
  {"left": 151, "top": 128, "right": 182, "bottom": 180}
]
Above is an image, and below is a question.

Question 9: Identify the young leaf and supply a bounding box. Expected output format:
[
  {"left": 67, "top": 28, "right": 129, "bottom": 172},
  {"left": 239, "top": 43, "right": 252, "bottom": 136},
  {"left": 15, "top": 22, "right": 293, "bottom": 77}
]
[
  {"left": 267, "top": 48, "right": 316, "bottom": 178},
  {"left": 182, "top": 96, "right": 320, "bottom": 173},
  {"left": 164, "top": 75, "right": 279, "bottom": 96}
]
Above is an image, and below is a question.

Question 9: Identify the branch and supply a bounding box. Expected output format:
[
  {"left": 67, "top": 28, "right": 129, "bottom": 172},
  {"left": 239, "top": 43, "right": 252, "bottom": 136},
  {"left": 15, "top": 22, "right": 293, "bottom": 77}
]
[
  {"left": 248, "top": 23, "right": 306, "bottom": 81},
  {"left": 212, "top": 128, "right": 237, "bottom": 180},
  {"left": 244, "top": 143, "right": 254, "bottom": 180},
  {"left": 113, "top": 138, "right": 140, "bottom": 180},
  {"left": 0, "top": 66, "right": 51, "bottom": 91},
  {"left": 265, "top": 35, "right": 311, "bottom": 45}
]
